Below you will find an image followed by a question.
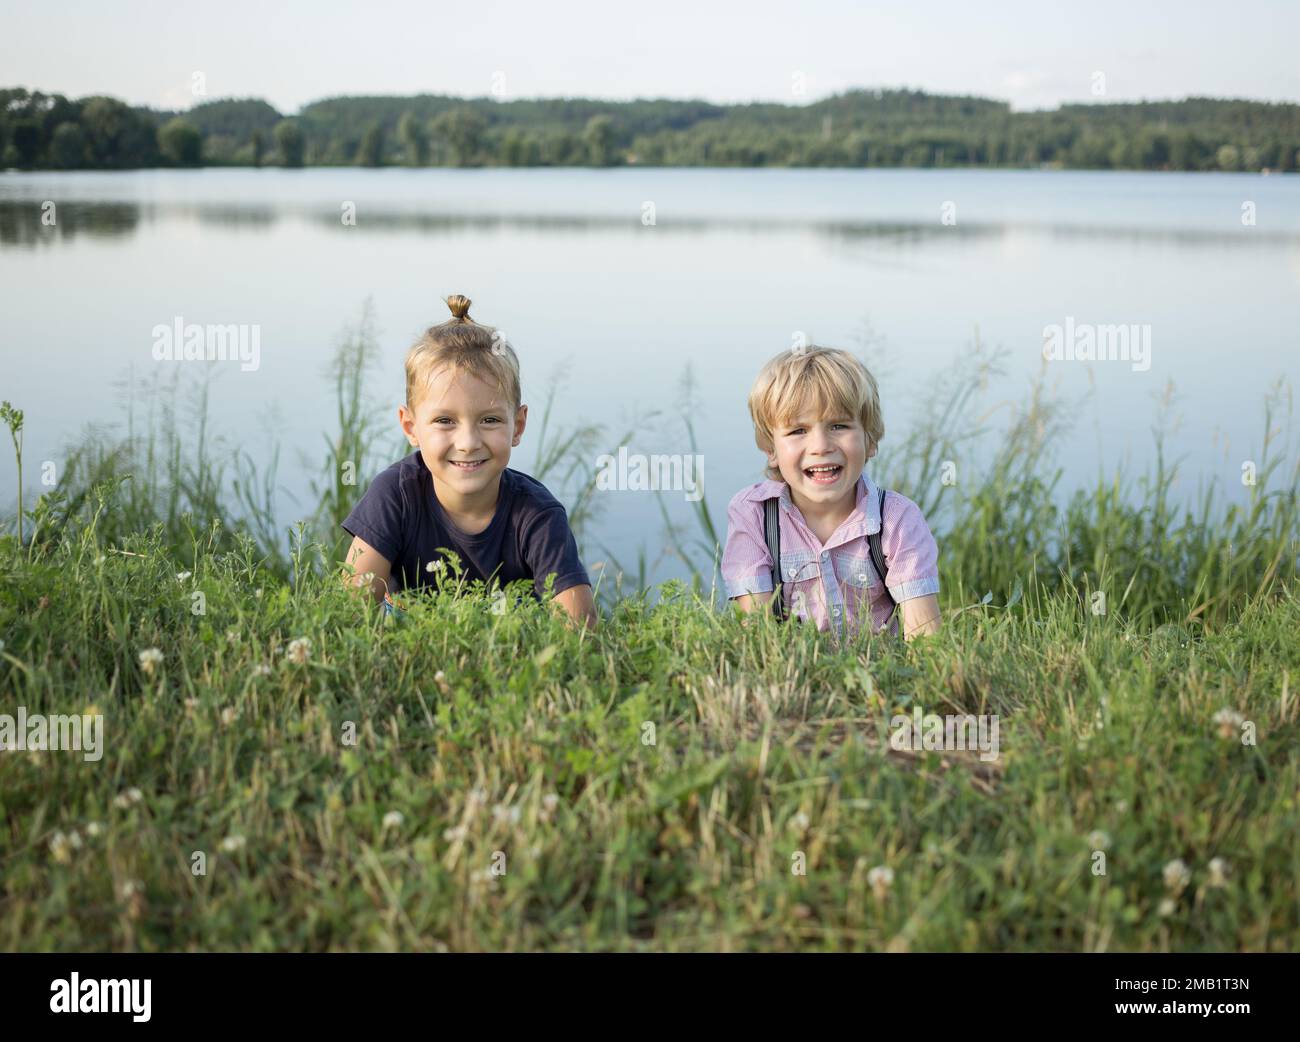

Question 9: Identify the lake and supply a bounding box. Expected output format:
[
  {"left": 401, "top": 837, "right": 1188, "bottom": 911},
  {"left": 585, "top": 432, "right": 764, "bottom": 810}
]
[{"left": 1, "top": 167, "right": 1297, "bottom": 584}]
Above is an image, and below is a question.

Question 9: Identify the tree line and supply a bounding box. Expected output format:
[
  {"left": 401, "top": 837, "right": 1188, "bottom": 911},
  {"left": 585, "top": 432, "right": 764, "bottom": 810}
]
[{"left": 4, "top": 86, "right": 1299, "bottom": 172}]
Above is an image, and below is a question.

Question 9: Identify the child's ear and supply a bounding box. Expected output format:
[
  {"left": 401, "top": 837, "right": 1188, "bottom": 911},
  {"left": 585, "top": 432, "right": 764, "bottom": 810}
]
[
  {"left": 398, "top": 405, "right": 419, "bottom": 447},
  {"left": 865, "top": 438, "right": 878, "bottom": 461},
  {"left": 512, "top": 403, "right": 528, "bottom": 446}
]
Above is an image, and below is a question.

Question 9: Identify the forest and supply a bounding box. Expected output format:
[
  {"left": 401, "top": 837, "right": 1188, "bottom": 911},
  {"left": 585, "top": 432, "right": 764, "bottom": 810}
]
[{"left": 3, "top": 85, "right": 1299, "bottom": 172}]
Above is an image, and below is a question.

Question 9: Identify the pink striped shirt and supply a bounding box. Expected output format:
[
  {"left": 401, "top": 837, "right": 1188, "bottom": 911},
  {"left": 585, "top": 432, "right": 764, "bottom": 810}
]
[{"left": 721, "top": 472, "right": 940, "bottom": 637}]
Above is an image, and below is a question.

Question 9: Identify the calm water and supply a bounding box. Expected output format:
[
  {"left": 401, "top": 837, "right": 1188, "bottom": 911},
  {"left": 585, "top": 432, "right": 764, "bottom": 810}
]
[{"left": 2, "top": 168, "right": 1298, "bottom": 582}]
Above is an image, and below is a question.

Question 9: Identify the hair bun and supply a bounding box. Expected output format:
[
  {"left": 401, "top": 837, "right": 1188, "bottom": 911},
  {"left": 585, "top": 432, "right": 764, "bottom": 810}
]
[{"left": 445, "top": 294, "right": 473, "bottom": 322}]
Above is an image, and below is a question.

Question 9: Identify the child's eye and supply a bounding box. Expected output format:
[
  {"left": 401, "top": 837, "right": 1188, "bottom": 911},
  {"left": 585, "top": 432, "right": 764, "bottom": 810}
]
[
  {"left": 787, "top": 427, "right": 806, "bottom": 436},
  {"left": 433, "top": 417, "right": 454, "bottom": 425},
  {"left": 482, "top": 417, "right": 503, "bottom": 425}
]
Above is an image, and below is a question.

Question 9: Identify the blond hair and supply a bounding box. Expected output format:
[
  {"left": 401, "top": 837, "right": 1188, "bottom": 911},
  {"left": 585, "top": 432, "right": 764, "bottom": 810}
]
[
  {"left": 747, "top": 346, "right": 884, "bottom": 480},
  {"left": 404, "top": 295, "right": 521, "bottom": 412}
]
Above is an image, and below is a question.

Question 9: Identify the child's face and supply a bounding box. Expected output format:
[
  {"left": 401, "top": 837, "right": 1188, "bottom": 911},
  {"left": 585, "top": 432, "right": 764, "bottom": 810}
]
[
  {"left": 767, "top": 410, "right": 872, "bottom": 508},
  {"left": 400, "top": 367, "right": 527, "bottom": 500}
]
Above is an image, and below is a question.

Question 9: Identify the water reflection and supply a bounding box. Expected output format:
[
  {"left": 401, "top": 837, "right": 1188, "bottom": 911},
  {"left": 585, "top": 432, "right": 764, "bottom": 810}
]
[
  {"left": 0, "top": 201, "right": 140, "bottom": 246},
  {"left": 4, "top": 199, "right": 1293, "bottom": 250}
]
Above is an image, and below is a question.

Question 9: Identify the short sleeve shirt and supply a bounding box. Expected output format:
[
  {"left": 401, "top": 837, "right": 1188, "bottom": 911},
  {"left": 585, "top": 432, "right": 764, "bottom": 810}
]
[
  {"left": 720, "top": 471, "right": 940, "bottom": 637},
  {"left": 341, "top": 452, "right": 589, "bottom": 600}
]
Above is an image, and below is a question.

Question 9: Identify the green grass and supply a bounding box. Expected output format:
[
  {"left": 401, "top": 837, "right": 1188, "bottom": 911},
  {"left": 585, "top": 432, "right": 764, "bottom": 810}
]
[
  {"left": 1, "top": 533, "right": 1297, "bottom": 951},
  {"left": 1, "top": 311, "right": 1297, "bottom": 951}
]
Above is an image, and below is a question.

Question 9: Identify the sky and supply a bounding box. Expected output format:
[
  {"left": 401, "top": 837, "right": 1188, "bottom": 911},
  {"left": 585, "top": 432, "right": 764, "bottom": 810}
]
[{"left": 3, "top": 0, "right": 1298, "bottom": 114}]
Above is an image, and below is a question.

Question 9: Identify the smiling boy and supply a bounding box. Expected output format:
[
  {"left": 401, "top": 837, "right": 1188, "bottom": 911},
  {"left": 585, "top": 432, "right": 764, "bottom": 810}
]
[
  {"left": 341, "top": 295, "right": 596, "bottom": 628},
  {"left": 722, "top": 345, "right": 941, "bottom": 641}
]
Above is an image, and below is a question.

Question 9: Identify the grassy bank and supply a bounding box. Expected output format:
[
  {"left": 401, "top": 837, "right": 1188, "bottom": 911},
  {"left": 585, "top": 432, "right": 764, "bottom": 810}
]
[
  {"left": 1, "top": 314, "right": 1298, "bottom": 951},
  {"left": 0, "top": 527, "right": 1297, "bottom": 951}
]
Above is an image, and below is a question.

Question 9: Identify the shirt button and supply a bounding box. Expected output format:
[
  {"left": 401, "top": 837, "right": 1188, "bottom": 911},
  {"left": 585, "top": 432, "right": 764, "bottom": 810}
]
[
  {"left": 833, "top": 606, "right": 841, "bottom": 615},
  {"left": 821, "top": 552, "right": 829, "bottom": 561},
  {"left": 788, "top": 567, "right": 797, "bottom": 578},
  {"left": 858, "top": 573, "right": 868, "bottom": 582}
]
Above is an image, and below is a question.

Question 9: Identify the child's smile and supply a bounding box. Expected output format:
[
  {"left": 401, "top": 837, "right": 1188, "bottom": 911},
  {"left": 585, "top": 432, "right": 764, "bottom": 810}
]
[{"left": 803, "top": 462, "right": 844, "bottom": 485}]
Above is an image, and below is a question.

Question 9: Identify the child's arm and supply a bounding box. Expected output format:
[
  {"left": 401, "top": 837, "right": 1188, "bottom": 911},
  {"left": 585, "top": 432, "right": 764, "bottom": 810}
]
[
  {"left": 342, "top": 534, "right": 392, "bottom": 607},
  {"left": 901, "top": 593, "right": 941, "bottom": 640},
  {"left": 732, "top": 591, "right": 773, "bottom": 615},
  {"left": 881, "top": 493, "right": 942, "bottom": 641},
  {"left": 722, "top": 490, "right": 777, "bottom": 619},
  {"left": 552, "top": 583, "right": 598, "bottom": 629}
]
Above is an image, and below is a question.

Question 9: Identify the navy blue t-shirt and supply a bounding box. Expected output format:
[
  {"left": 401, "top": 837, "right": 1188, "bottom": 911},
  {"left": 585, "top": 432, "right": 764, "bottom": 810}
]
[{"left": 341, "top": 452, "right": 589, "bottom": 599}]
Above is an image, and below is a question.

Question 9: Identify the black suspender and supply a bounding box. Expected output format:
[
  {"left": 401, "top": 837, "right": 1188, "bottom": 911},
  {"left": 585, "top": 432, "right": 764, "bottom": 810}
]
[
  {"left": 869, "top": 487, "right": 897, "bottom": 625},
  {"left": 764, "top": 486, "right": 896, "bottom": 625},
  {"left": 764, "top": 497, "right": 784, "bottom": 620}
]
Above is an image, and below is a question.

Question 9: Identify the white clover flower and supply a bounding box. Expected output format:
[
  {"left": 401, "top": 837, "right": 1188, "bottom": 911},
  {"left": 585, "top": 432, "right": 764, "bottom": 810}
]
[
  {"left": 867, "top": 865, "right": 895, "bottom": 899},
  {"left": 1206, "top": 857, "right": 1230, "bottom": 888},
  {"left": 492, "top": 804, "right": 521, "bottom": 825},
  {"left": 1088, "top": 830, "right": 1111, "bottom": 851},
  {"left": 789, "top": 811, "right": 810, "bottom": 832},
  {"left": 220, "top": 706, "right": 239, "bottom": 726},
  {"left": 48, "top": 830, "right": 72, "bottom": 863},
  {"left": 1157, "top": 897, "right": 1177, "bottom": 917},
  {"left": 85, "top": 822, "right": 104, "bottom": 838},
  {"left": 467, "top": 786, "right": 487, "bottom": 809},
  {"left": 383, "top": 810, "right": 404, "bottom": 830},
  {"left": 184, "top": 697, "right": 199, "bottom": 712},
  {"left": 67, "top": 829, "right": 82, "bottom": 850},
  {"left": 1163, "top": 858, "right": 1191, "bottom": 893},
  {"left": 113, "top": 787, "right": 144, "bottom": 810},
  {"left": 220, "top": 834, "right": 246, "bottom": 853},
  {"left": 1212, "top": 708, "right": 1245, "bottom": 740},
  {"left": 426, "top": 559, "right": 445, "bottom": 574},
  {"left": 137, "top": 647, "right": 164, "bottom": 675},
  {"left": 254, "top": 587, "right": 263, "bottom": 599},
  {"left": 542, "top": 793, "right": 559, "bottom": 813},
  {"left": 176, "top": 571, "right": 192, "bottom": 582},
  {"left": 118, "top": 879, "right": 143, "bottom": 900},
  {"left": 251, "top": 663, "right": 272, "bottom": 678},
  {"left": 434, "top": 670, "right": 451, "bottom": 695},
  {"left": 286, "top": 637, "right": 311, "bottom": 665},
  {"left": 93, "top": 555, "right": 106, "bottom": 566},
  {"left": 225, "top": 628, "right": 240, "bottom": 644},
  {"left": 442, "top": 824, "right": 468, "bottom": 842}
]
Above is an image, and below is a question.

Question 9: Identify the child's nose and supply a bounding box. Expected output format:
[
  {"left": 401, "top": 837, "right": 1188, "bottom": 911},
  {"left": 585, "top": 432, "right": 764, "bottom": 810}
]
[
  {"left": 808, "top": 427, "right": 834, "bottom": 452},
  {"left": 455, "top": 426, "right": 483, "bottom": 451}
]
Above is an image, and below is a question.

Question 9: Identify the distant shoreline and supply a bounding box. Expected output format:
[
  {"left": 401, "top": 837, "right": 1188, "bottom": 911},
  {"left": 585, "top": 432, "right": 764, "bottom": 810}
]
[{"left": 4, "top": 85, "right": 1298, "bottom": 175}]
